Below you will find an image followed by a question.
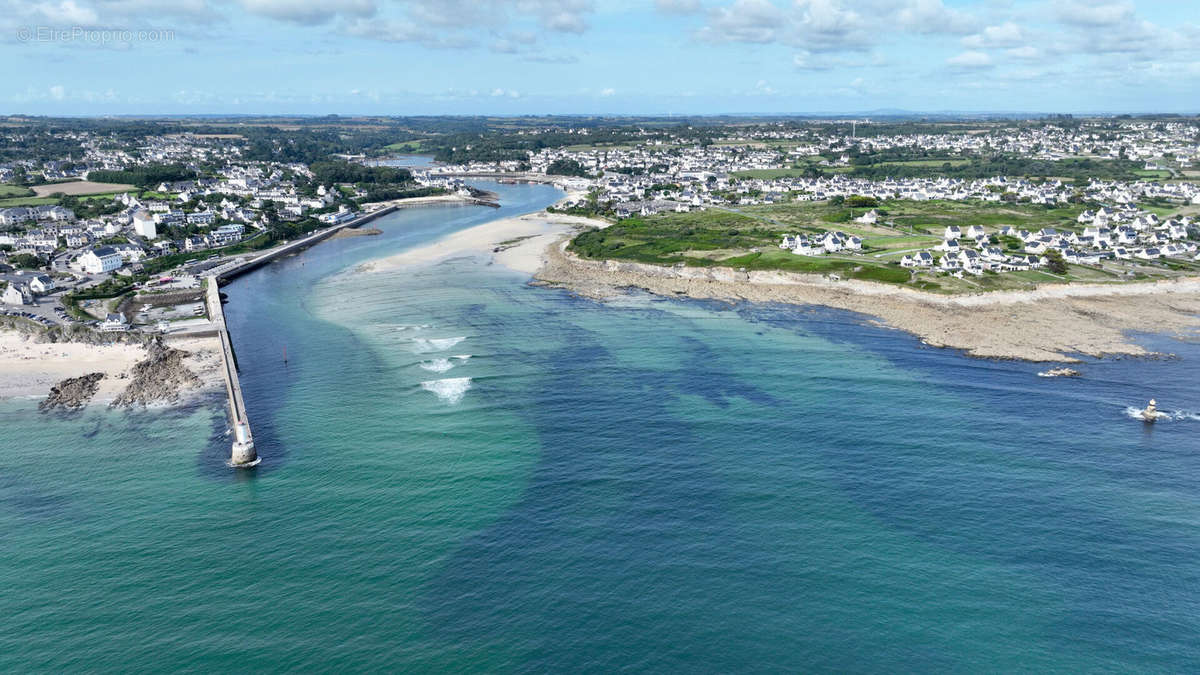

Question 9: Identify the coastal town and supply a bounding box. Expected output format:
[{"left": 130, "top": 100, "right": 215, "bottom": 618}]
[{"left": 2, "top": 115, "right": 1200, "bottom": 337}]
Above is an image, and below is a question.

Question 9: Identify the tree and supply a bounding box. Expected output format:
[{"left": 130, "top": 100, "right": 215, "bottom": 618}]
[
  {"left": 1044, "top": 249, "right": 1068, "bottom": 275},
  {"left": 8, "top": 253, "right": 43, "bottom": 270}
]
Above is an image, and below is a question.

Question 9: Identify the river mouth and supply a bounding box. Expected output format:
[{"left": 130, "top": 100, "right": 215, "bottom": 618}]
[{"left": 3, "top": 180, "right": 1200, "bottom": 671}]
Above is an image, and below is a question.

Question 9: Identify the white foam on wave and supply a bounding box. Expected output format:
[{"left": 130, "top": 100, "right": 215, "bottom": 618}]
[
  {"left": 421, "top": 377, "right": 472, "bottom": 404},
  {"left": 419, "top": 358, "right": 455, "bottom": 373},
  {"left": 393, "top": 323, "right": 431, "bottom": 332},
  {"left": 1123, "top": 406, "right": 1200, "bottom": 422},
  {"left": 410, "top": 336, "right": 466, "bottom": 353},
  {"left": 452, "top": 355, "right": 471, "bottom": 362}
]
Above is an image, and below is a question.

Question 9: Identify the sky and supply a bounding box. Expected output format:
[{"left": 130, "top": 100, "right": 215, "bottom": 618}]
[{"left": 3, "top": 0, "right": 1198, "bottom": 116}]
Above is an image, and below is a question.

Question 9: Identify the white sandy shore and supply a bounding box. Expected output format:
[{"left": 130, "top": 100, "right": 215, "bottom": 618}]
[
  {"left": 361, "top": 210, "right": 609, "bottom": 275},
  {"left": 360, "top": 193, "right": 485, "bottom": 210},
  {"left": 0, "top": 332, "right": 223, "bottom": 405}
]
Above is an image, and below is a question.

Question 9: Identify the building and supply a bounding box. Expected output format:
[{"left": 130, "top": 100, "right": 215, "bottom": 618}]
[
  {"left": 79, "top": 246, "right": 123, "bottom": 274},
  {"left": 2, "top": 283, "right": 29, "bottom": 305},
  {"left": 29, "top": 274, "right": 55, "bottom": 294},
  {"left": 132, "top": 210, "right": 157, "bottom": 239},
  {"left": 99, "top": 313, "right": 128, "bottom": 332}
]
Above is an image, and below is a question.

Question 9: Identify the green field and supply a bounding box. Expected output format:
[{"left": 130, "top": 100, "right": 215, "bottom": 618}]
[
  {"left": 0, "top": 184, "right": 35, "bottom": 198},
  {"left": 0, "top": 196, "right": 58, "bottom": 207},
  {"left": 567, "top": 199, "right": 1194, "bottom": 292},
  {"left": 568, "top": 207, "right": 913, "bottom": 285},
  {"left": 1133, "top": 169, "right": 1172, "bottom": 180},
  {"left": 384, "top": 139, "right": 431, "bottom": 151}
]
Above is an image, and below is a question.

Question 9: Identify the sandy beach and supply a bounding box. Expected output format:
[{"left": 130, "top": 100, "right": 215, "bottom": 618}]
[
  {"left": 361, "top": 210, "right": 609, "bottom": 275},
  {"left": 0, "top": 331, "right": 224, "bottom": 405}
]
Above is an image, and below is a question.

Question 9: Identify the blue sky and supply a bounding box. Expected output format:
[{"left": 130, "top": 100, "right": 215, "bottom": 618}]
[{"left": 3, "top": 0, "right": 1198, "bottom": 115}]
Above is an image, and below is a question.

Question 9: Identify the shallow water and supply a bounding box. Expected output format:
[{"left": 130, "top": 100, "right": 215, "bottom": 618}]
[{"left": 2, "top": 181, "right": 1199, "bottom": 671}]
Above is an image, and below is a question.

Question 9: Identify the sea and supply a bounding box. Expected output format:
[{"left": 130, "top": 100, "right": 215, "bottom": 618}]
[{"left": 2, "top": 176, "right": 1200, "bottom": 672}]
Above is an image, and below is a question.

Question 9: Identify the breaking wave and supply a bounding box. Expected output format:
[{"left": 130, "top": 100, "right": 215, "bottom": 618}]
[
  {"left": 421, "top": 377, "right": 472, "bottom": 404},
  {"left": 410, "top": 336, "right": 466, "bottom": 353},
  {"left": 419, "top": 358, "right": 455, "bottom": 373},
  {"left": 1123, "top": 406, "right": 1200, "bottom": 422}
]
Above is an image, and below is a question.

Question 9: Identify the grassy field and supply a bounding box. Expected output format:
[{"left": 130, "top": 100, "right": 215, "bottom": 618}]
[
  {"left": 1133, "top": 169, "right": 1172, "bottom": 180},
  {"left": 568, "top": 207, "right": 914, "bottom": 284},
  {"left": 0, "top": 196, "right": 58, "bottom": 207},
  {"left": 568, "top": 198, "right": 1196, "bottom": 292},
  {"left": 0, "top": 184, "right": 34, "bottom": 198},
  {"left": 384, "top": 139, "right": 431, "bottom": 151}
]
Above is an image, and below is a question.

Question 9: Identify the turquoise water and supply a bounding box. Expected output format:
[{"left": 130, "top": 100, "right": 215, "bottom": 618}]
[{"left": 3, "top": 181, "right": 1200, "bottom": 671}]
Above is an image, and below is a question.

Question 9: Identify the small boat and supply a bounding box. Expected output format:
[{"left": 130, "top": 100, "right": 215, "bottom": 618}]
[{"left": 1141, "top": 399, "right": 1164, "bottom": 422}]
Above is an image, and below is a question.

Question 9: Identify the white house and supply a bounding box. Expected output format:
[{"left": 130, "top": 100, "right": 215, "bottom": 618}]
[
  {"left": 132, "top": 210, "right": 157, "bottom": 239},
  {"left": 79, "top": 246, "right": 123, "bottom": 274},
  {"left": 2, "top": 283, "right": 29, "bottom": 305},
  {"left": 29, "top": 274, "right": 55, "bottom": 294},
  {"left": 99, "top": 312, "right": 128, "bottom": 332},
  {"left": 855, "top": 209, "right": 879, "bottom": 225}
]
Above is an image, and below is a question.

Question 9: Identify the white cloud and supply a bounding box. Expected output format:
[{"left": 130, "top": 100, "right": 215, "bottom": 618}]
[
  {"left": 32, "top": 0, "right": 99, "bottom": 25},
  {"left": 699, "top": 0, "right": 870, "bottom": 51},
  {"left": 655, "top": 0, "right": 702, "bottom": 14},
  {"left": 895, "top": 0, "right": 976, "bottom": 35},
  {"left": 946, "top": 50, "right": 992, "bottom": 69},
  {"left": 239, "top": 0, "right": 374, "bottom": 25},
  {"left": 698, "top": 0, "right": 985, "bottom": 52},
  {"left": 1054, "top": 1, "right": 1135, "bottom": 27},
  {"left": 1005, "top": 45, "right": 1041, "bottom": 61},
  {"left": 600, "top": 87, "right": 615, "bottom": 96},
  {"left": 342, "top": 17, "right": 474, "bottom": 48},
  {"left": 49, "top": 84, "right": 66, "bottom": 100},
  {"left": 962, "top": 21, "right": 1024, "bottom": 48},
  {"left": 754, "top": 79, "right": 777, "bottom": 95}
]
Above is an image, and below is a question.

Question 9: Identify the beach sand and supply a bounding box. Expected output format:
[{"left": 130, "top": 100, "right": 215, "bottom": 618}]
[
  {"left": 361, "top": 211, "right": 609, "bottom": 275},
  {"left": 0, "top": 331, "right": 223, "bottom": 404}
]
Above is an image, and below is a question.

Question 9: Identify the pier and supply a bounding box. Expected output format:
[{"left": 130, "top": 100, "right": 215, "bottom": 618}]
[{"left": 205, "top": 280, "right": 257, "bottom": 467}]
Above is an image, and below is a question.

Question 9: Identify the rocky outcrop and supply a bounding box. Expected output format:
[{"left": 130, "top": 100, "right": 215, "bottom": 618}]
[
  {"left": 40, "top": 373, "right": 105, "bottom": 411},
  {"left": 111, "top": 338, "right": 202, "bottom": 407}
]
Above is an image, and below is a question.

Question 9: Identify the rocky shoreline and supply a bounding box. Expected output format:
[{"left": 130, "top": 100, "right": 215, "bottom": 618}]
[
  {"left": 40, "top": 373, "right": 106, "bottom": 411},
  {"left": 534, "top": 238, "right": 1200, "bottom": 363},
  {"left": 1, "top": 323, "right": 222, "bottom": 409},
  {"left": 109, "top": 338, "right": 205, "bottom": 408}
]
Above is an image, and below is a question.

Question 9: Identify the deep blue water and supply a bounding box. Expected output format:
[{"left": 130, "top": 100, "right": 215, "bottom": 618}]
[{"left": 1, "top": 181, "right": 1199, "bottom": 671}]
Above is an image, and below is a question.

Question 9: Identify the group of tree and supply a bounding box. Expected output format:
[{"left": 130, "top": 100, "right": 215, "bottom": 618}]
[
  {"left": 88, "top": 163, "right": 196, "bottom": 188},
  {"left": 546, "top": 159, "right": 589, "bottom": 177},
  {"left": 308, "top": 160, "right": 413, "bottom": 186}
]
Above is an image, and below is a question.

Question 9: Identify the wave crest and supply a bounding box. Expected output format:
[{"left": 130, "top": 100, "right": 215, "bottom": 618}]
[
  {"left": 422, "top": 377, "right": 472, "bottom": 404},
  {"left": 410, "top": 336, "right": 466, "bottom": 353}
]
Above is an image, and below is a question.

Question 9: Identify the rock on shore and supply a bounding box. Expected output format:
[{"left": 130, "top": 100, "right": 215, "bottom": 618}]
[
  {"left": 40, "top": 373, "right": 106, "bottom": 411},
  {"left": 111, "top": 338, "right": 203, "bottom": 407}
]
